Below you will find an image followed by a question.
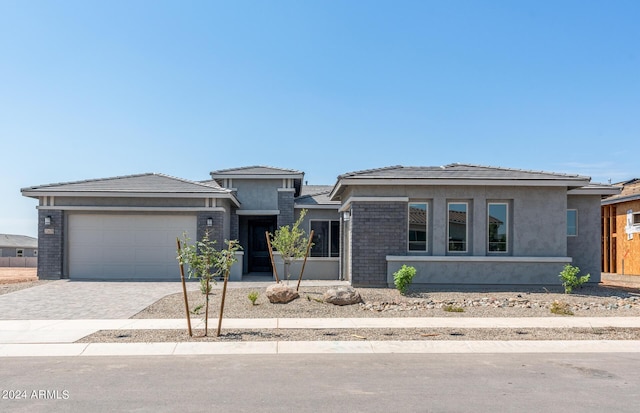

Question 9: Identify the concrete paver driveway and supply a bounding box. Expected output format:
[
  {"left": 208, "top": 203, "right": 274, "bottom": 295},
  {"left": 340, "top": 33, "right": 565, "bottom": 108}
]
[{"left": 0, "top": 280, "right": 195, "bottom": 320}]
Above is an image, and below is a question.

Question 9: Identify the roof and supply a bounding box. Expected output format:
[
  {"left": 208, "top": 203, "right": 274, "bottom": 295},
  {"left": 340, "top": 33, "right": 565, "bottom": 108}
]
[
  {"left": 210, "top": 166, "right": 304, "bottom": 179},
  {"left": 601, "top": 178, "right": 640, "bottom": 205},
  {"left": 295, "top": 185, "right": 340, "bottom": 208},
  {"left": 21, "top": 173, "right": 240, "bottom": 206},
  {"left": 21, "top": 173, "right": 230, "bottom": 195},
  {"left": 0, "top": 234, "right": 37, "bottom": 249},
  {"left": 338, "top": 163, "right": 590, "bottom": 181},
  {"left": 331, "top": 163, "right": 594, "bottom": 199}
]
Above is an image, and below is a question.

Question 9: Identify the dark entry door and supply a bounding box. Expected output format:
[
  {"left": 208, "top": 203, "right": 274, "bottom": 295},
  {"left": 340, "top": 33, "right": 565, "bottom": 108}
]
[{"left": 248, "top": 218, "right": 276, "bottom": 273}]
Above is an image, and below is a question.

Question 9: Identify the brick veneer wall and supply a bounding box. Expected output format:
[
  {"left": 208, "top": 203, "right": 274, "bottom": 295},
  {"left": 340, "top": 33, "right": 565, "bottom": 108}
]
[
  {"left": 277, "top": 190, "right": 295, "bottom": 227},
  {"left": 197, "top": 211, "right": 225, "bottom": 246},
  {"left": 350, "top": 201, "right": 407, "bottom": 286},
  {"left": 37, "top": 210, "right": 64, "bottom": 279}
]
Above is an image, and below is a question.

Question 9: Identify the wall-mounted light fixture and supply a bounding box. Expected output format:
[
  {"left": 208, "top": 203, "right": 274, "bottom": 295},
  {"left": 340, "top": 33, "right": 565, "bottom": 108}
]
[
  {"left": 206, "top": 218, "right": 213, "bottom": 227},
  {"left": 343, "top": 211, "right": 351, "bottom": 221},
  {"left": 44, "top": 216, "right": 51, "bottom": 226}
]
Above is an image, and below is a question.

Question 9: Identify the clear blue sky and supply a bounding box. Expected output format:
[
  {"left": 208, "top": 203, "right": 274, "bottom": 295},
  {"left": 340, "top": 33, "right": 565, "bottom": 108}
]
[{"left": 1, "top": 0, "right": 639, "bottom": 238}]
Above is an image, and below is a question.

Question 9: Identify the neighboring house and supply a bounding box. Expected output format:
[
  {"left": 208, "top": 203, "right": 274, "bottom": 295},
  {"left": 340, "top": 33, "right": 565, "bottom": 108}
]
[
  {"left": 602, "top": 178, "right": 640, "bottom": 276},
  {"left": 21, "top": 164, "right": 618, "bottom": 286},
  {"left": 0, "top": 234, "right": 38, "bottom": 267}
]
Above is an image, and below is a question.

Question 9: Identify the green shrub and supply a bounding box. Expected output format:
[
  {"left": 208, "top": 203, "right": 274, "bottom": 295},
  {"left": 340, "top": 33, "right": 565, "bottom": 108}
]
[
  {"left": 393, "top": 265, "right": 417, "bottom": 295},
  {"left": 559, "top": 264, "right": 590, "bottom": 294},
  {"left": 248, "top": 291, "right": 259, "bottom": 306},
  {"left": 443, "top": 305, "right": 464, "bottom": 313}
]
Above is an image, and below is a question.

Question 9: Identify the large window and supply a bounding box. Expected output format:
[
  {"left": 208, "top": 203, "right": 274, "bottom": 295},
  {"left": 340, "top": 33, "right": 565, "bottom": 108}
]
[
  {"left": 408, "top": 203, "right": 428, "bottom": 251},
  {"left": 488, "top": 203, "right": 508, "bottom": 252},
  {"left": 448, "top": 202, "right": 468, "bottom": 252},
  {"left": 310, "top": 220, "right": 340, "bottom": 257},
  {"left": 567, "top": 210, "right": 578, "bottom": 236}
]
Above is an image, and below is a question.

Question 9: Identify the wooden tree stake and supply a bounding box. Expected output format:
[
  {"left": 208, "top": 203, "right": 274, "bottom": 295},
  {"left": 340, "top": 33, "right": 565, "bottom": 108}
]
[
  {"left": 217, "top": 242, "right": 234, "bottom": 337},
  {"left": 266, "top": 231, "right": 280, "bottom": 283},
  {"left": 176, "top": 238, "right": 193, "bottom": 337},
  {"left": 296, "top": 230, "right": 314, "bottom": 292}
]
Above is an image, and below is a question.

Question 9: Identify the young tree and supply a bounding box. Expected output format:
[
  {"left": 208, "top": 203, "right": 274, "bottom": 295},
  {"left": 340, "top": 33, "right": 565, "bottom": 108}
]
[
  {"left": 269, "top": 209, "right": 312, "bottom": 282},
  {"left": 177, "top": 231, "right": 241, "bottom": 336}
]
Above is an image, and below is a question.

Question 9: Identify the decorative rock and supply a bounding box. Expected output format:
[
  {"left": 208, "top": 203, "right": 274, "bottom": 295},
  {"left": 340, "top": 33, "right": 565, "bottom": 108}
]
[
  {"left": 323, "top": 286, "right": 362, "bottom": 306},
  {"left": 265, "top": 283, "right": 299, "bottom": 304}
]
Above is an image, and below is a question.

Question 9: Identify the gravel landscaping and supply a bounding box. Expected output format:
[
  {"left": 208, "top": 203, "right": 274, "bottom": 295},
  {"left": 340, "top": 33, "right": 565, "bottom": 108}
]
[
  {"left": 132, "top": 284, "right": 640, "bottom": 320},
  {"left": 77, "top": 283, "right": 640, "bottom": 343}
]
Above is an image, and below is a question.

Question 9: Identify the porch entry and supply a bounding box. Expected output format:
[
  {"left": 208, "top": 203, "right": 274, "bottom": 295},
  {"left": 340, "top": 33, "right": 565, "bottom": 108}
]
[{"left": 247, "top": 216, "right": 277, "bottom": 274}]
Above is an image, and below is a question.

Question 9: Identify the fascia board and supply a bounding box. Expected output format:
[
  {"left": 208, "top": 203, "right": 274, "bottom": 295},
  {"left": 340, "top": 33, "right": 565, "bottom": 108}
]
[
  {"left": 36, "top": 206, "right": 228, "bottom": 212},
  {"left": 210, "top": 174, "right": 304, "bottom": 180},
  {"left": 21, "top": 191, "right": 228, "bottom": 199},
  {"left": 568, "top": 187, "right": 622, "bottom": 196},
  {"left": 294, "top": 204, "right": 340, "bottom": 210}
]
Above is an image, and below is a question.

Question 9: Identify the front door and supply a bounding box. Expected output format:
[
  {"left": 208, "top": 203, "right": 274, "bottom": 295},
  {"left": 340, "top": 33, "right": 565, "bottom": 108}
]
[{"left": 248, "top": 218, "right": 276, "bottom": 273}]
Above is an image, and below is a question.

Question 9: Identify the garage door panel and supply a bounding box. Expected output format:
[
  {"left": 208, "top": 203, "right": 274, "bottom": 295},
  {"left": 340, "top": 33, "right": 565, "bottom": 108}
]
[{"left": 69, "top": 214, "right": 197, "bottom": 280}]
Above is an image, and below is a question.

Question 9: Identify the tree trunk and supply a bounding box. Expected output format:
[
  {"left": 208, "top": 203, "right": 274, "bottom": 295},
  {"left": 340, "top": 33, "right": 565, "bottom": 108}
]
[{"left": 284, "top": 261, "right": 291, "bottom": 282}]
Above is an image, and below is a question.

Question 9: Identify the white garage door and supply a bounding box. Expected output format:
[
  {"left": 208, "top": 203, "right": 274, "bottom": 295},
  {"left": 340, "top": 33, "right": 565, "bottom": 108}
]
[{"left": 68, "top": 214, "right": 197, "bottom": 280}]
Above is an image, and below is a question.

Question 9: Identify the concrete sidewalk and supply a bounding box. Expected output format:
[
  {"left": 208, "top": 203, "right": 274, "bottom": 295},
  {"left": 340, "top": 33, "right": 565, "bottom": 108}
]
[{"left": 1, "top": 316, "right": 640, "bottom": 356}]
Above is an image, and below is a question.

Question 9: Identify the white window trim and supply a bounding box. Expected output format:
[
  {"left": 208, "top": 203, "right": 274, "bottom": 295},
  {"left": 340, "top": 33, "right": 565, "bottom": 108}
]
[
  {"left": 408, "top": 202, "right": 428, "bottom": 252},
  {"left": 447, "top": 201, "right": 468, "bottom": 253},
  {"left": 487, "top": 202, "right": 509, "bottom": 254},
  {"left": 309, "top": 219, "right": 340, "bottom": 258},
  {"left": 567, "top": 209, "right": 578, "bottom": 237}
]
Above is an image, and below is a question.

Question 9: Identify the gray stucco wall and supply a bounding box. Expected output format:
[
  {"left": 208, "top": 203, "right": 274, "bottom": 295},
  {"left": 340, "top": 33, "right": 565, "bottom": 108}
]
[
  {"left": 343, "top": 185, "right": 572, "bottom": 286},
  {"left": 567, "top": 194, "right": 602, "bottom": 282},
  {"left": 234, "top": 179, "right": 282, "bottom": 210},
  {"left": 37, "top": 210, "right": 64, "bottom": 279},
  {"left": 387, "top": 257, "right": 571, "bottom": 287},
  {"left": 0, "top": 248, "right": 37, "bottom": 257}
]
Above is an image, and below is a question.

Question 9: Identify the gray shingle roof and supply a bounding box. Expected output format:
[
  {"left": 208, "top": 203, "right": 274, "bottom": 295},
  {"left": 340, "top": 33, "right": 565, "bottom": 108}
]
[
  {"left": 339, "top": 163, "right": 591, "bottom": 181},
  {"left": 0, "top": 234, "right": 37, "bottom": 249},
  {"left": 21, "top": 173, "right": 230, "bottom": 195},
  {"left": 210, "top": 166, "right": 304, "bottom": 176},
  {"left": 295, "top": 185, "right": 340, "bottom": 207}
]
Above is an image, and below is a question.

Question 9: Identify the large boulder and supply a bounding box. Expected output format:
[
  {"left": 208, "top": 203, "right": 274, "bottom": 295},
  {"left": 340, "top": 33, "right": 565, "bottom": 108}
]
[
  {"left": 323, "top": 286, "right": 362, "bottom": 306},
  {"left": 266, "top": 283, "right": 299, "bottom": 304}
]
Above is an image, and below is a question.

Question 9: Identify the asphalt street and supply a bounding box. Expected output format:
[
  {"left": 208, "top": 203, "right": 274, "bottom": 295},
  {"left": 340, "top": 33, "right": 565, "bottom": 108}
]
[{"left": 1, "top": 353, "right": 639, "bottom": 412}]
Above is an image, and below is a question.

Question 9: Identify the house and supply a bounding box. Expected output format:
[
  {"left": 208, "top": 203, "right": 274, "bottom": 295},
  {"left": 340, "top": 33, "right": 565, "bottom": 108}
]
[
  {"left": 21, "top": 164, "right": 619, "bottom": 286},
  {"left": 602, "top": 178, "right": 640, "bottom": 276},
  {"left": 0, "top": 234, "right": 38, "bottom": 267}
]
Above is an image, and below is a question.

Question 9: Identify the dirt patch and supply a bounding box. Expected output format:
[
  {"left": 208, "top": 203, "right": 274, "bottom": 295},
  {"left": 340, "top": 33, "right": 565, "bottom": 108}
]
[{"left": 0, "top": 267, "right": 37, "bottom": 284}]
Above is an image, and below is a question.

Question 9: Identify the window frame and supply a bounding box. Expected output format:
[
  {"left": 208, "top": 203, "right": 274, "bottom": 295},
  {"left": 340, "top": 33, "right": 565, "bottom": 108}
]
[
  {"left": 487, "top": 202, "right": 509, "bottom": 253},
  {"left": 408, "top": 202, "right": 429, "bottom": 252},
  {"left": 447, "top": 201, "right": 469, "bottom": 253},
  {"left": 567, "top": 209, "right": 578, "bottom": 237},
  {"left": 309, "top": 219, "right": 340, "bottom": 258},
  {"left": 633, "top": 212, "right": 640, "bottom": 226}
]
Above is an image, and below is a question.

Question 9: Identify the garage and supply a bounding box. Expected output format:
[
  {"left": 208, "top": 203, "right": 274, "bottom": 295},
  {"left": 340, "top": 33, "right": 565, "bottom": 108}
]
[{"left": 68, "top": 214, "right": 197, "bottom": 280}]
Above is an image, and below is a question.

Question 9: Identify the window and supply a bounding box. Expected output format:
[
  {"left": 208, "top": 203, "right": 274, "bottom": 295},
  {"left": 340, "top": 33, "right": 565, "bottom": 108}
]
[
  {"left": 448, "top": 202, "right": 468, "bottom": 252},
  {"left": 567, "top": 210, "right": 578, "bottom": 236},
  {"left": 488, "top": 203, "right": 508, "bottom": 252},
  {"left": 634, "top": 212, "right": 640, "bottom": 226},
  {"left": 16, "top": 249, "right": 24, "bottom": 257},
  {"left": 310, "top": 220, "right": 340, "bottom": 257},
  {"left": 408, "top": 203, "right": 428, "bottom": 251}
]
